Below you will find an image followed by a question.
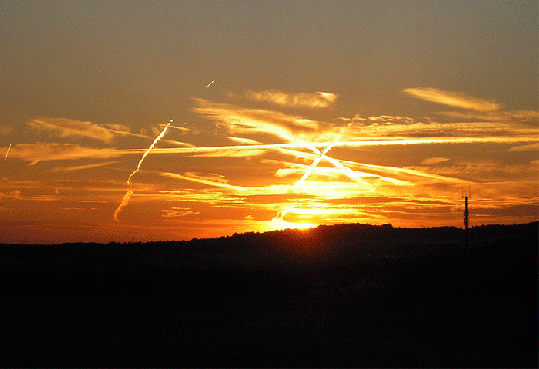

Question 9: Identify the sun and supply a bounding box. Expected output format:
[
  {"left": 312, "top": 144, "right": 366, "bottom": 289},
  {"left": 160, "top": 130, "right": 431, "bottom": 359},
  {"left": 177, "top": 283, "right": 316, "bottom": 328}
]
[{"left": 267, "top": 217, "right": 317, "bottom": 232}]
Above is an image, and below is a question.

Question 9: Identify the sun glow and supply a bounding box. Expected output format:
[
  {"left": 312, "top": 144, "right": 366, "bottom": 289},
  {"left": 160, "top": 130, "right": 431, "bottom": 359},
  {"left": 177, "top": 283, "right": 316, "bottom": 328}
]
[
  {"left": 266, "top": 209, "right": 318, "bottom": 232},
  {"left": 269, "top": 219, "right": 318, "bottom": 231}
]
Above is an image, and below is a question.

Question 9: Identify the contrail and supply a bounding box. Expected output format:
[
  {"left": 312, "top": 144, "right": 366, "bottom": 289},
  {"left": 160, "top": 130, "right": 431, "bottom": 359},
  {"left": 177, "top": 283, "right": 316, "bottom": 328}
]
[
  {"left": 294, "top": 115, "right": 359, "bottom": 189},
  {"left": 269, "top": 115, "right": 360, "bottom": 230},
  {"left": 204, "top": 80, "right": 215, "bottom": 91},
  {"left": 113, "top": 120, "right": 172, "bottom": 222},
  {"left": 4, "top": 144, "right": 11, "bottom": 161},
  {"left": 113, "top": 190, "right": 132, "bottom": 222},
  {"left": 127, "top": 121, "right": 171, "bottom": 184}
]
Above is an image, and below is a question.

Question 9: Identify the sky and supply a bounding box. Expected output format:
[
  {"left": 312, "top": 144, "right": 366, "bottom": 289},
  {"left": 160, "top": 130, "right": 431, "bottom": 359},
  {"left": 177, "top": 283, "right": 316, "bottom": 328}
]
[{"left": 0, "top": 0, "right": 537, "bottom": 244}]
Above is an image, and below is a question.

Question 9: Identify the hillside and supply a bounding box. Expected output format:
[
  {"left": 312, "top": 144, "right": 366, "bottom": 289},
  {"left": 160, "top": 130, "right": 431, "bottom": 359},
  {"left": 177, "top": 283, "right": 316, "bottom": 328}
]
[{"left": 1, "top": 222, "right": 537, "bottom": 367}]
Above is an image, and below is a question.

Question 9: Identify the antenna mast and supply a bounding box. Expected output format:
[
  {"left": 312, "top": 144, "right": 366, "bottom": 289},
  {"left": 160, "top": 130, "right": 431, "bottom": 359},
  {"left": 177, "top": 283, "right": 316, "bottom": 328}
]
[{"left": 462, "top": 186, "right": 471, "bottom": 246}]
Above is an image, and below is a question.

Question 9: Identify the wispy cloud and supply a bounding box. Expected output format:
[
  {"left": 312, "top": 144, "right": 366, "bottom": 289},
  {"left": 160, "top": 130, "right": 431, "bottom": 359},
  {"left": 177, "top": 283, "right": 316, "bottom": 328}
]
[
  {"left": 404, "top": 87, "right": 502, "bottom": 111},
  {"left": 27, "top": 118, "right": 195, "bottom": 149},
  {"left": 422, "top": 157, "right": 450, "bottom": 165},
  {"left": 190, "top": 148, "right": 268, "bottom": 158},
  {"left": 411, "top": 162, "right": 539, "bottom": 179},
  {"left": 162, "top": 207, "right": 200, "bottom": 218},
  {"left": 10, "top": 143, "right": 132, "bottom": 164},
  {"left": 158, "top": 189, "right": 247, "bottom": 206},
  {"left": 228, "top": 136, "right": 262, "bottom": 145},
  {"left": 192, "top": 98, "right": 326, "bottom": 142},
  {"left": 244, "top": 90, "right": 338, "bottom": 108},
  {"left": 28, "top": 118, "right": 123, "bottom": 143},
  {"left": 440, "top": 110, "right": 539, "bottom": 125},
  {"left": 52, "top": 161, "right": 120, "bottom": 172},
  {"left": 508, "top": 143, "right": 539, "bottom": 152},
  {"left": 363, "top": 115, "right": 416, "bottom": 125}
]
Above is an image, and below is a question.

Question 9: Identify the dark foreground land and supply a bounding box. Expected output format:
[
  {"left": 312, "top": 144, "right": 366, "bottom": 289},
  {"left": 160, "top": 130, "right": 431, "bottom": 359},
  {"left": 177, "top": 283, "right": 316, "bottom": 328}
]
[{"left": 1, "top": 222, "right": 537, "bottom": 367}]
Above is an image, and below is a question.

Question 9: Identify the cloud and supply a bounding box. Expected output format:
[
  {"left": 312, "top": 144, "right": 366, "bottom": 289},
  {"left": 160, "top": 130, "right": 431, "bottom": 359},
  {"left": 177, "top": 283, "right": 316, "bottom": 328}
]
[
  {"left": 155, "top": 162, "right": 431, "bottom": 203},
  {"left": 508, "top": 143, "right": 539, "bottom": 152},
  {"left": 422, "top": 157, "right": 450, "bottom": 165},
  {"left": 6, "top": 87, "right": 536, "bottom": 240},
  {"left": 27, "top": 118, "right": 123, "bottom": 143},
  {"left": 404, "top": 87, "right": 502, "bottom": 111},
  {"left": 228, "top": 136, "right": 262, "bottom": 145},
  {"left": 244, "top": 90, "right": 338, "bottom": 108},
  {"left": 158, "top": 189, "right": 247, "bottom": 206},
  {"left": 440, "top": 110, "right": 539, "bottom": 125},
  {"left": 27, "top": 118, "right": 199, "bottom": 150},
  {"left": 162, "top": 207, "right": 200, "bottom": 218},
  {"left": 358, "top": 163, "right": 469, "bottom": 184},
  {"left": 184, "top": 172, "right": 230, "bottom": 184},
  {"left": 144, "top": 128, "right": 537, "bottom": 162},
  {"left": 52, "top": 161, "right": 119, "bottom": 172},
  {"left": 365, "top": 116, "right": 416, "bottom": 125},
  {"left": 192, "top": 98, "right": 326, "bottom": 142},
  {"left": 0, "top": 190, "right": 59, "bottom": 202},
  {"left": 189, "top": 148, "right": 267, "bottom": 158},
  {"left": 156, "top": 170, "right": 370, "bottom": 200},
  {"left": 167, "top": 124, "right": 191, "bottom": 133},
  {"left": 10, "top": 143, "right": 131, "bottom": 164},
  {"left": 412, "top": 162, "right": 539, "bottom": 178},
  {"left": 0, "top": 190, "right": 21, "bottom": 199}
]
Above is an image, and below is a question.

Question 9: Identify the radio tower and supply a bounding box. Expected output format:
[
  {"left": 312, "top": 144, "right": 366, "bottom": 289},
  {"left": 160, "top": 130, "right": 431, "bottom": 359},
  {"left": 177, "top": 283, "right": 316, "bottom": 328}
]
[{"left": 462, "top": 186, "right": 471, "bottom": 246}]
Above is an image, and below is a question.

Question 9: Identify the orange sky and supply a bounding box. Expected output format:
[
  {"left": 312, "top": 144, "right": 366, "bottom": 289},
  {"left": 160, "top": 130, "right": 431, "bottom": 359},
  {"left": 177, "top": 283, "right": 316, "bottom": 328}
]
[{"left": 1, "top": 1, "right": 537, "bottom": 243}]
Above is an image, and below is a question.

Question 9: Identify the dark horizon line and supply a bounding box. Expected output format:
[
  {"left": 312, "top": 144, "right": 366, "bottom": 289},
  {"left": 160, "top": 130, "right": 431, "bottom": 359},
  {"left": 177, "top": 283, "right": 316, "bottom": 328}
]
[{"left": 2, "top": 220, "right": 537, "bottom": 247}]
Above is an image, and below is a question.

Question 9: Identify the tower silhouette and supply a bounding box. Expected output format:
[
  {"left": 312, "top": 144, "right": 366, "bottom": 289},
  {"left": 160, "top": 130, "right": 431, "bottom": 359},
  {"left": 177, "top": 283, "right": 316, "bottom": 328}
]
[{"left": 462, "top": 186, "right": 471, "bottom": 246}]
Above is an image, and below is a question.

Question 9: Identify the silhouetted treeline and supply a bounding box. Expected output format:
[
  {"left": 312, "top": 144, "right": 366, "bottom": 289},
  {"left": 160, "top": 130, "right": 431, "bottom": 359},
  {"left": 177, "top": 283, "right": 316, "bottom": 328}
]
[
  {"left": 1, "top": 222, "right": 537, "bottom": 367},
  {"left": 0, "top": 221, "right": 536, "bottom": 301}
]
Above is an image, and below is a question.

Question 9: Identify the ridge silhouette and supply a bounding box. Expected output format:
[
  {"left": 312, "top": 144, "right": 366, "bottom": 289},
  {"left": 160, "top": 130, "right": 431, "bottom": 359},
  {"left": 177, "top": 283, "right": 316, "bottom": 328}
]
[{"left": 1, "top": 221, "right": 536, "bottom": 367}]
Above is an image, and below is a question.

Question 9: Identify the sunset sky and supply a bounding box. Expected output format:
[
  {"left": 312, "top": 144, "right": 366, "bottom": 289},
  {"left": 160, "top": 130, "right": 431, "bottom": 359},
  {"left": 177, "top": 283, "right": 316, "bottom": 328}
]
[{"left": 1, "top": 0, "right": 537, "bottom": 243}]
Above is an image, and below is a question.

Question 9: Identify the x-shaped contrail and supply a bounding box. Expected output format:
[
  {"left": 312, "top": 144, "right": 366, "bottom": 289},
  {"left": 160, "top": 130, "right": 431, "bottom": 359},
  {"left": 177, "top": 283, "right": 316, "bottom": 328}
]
[{"left": 293, "top": 115, "right": 359, "bottom": 189}]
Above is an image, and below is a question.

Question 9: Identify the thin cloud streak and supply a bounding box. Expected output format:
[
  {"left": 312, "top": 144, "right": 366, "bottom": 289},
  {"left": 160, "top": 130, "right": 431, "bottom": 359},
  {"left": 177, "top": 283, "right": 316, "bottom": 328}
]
[
  {"left": 422, "top": 157, "right": 450, "bottom": 165},
  {"left": 244, "top": 90, "right": 338, "bottom": 108},
  {"left": 26, "top": 117, "right": 194, "bottom": 147},
  {"left": 440, "top": 110, "right": 539, "bottom": 125},
  {"left": 148, "top": 135, "right": 538, "bottom": 157},
  {"left": 192, "top": 98, "right": 324, "bottom": 142},
  {"left": 52, "top": 161, "right": 120, "bottom": 172},
  {"left": 28, "top": 118, "right": 120, "bottom": 143},
  {"left": 10, "top": 143, "right": 130, "bottom": 165},
  {"left": 404, "top": 87, "right": 502, "bottom": 111}
]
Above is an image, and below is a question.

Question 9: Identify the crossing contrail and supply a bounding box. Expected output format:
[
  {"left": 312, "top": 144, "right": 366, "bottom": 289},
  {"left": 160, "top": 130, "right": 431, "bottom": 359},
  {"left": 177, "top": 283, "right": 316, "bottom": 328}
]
[
  {"left": 113, "top": 120, "right": 172, "bottom": 222},
  {"left": 4, "top": 144, "right": 11, "bottom": 161},
  {"left": 294, "top": 115, "right": 359, "bottom": 189},
  {"left": 271, "top": 115, "right": 360, "bottom": 229},
  {"left": 204, "top": 80, "right": 215, "bottom": 91}
]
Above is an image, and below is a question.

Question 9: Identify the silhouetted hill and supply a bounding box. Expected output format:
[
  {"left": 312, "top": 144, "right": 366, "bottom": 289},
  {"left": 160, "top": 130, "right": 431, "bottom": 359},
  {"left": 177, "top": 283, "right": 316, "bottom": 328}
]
[
  {"left": 1, "top": 221, "right": 537, "bottom": 367},
  {"left": 1, "top": 222, "right": 536, "bottom": 297}
]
